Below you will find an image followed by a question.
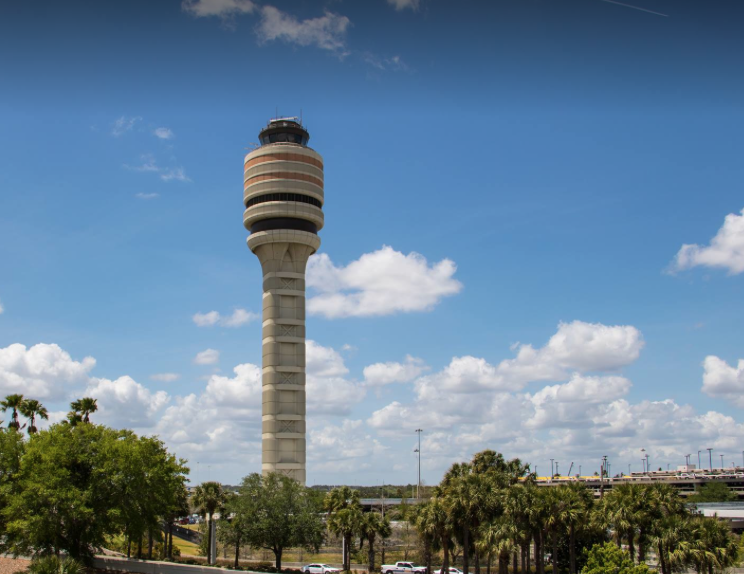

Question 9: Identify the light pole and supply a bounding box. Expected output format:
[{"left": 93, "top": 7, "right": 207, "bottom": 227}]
[
  {"left": 579, "top": 465, "right": 582, "bottom": 476},
  {"left": 600, "top": 455, "right": 608, "bottom": 498},
  {"left": 685, "top": 454, "right": 691, "bottom": 467},
  {"left": 628, "top": 463, "right": 631, "bottom": 475},
  {"left": 641, "top": 448, "right": 646, "bottom": 473},
  {"left": 707, "top": 448, "right": 713, "bottom": 471},
  {"left": 415, "top": 428, "right": 422, "bottom": 500},
  {"left": 720, "top": 454, "right": 724, "bottom": 469},
  {"left": 550, "top": 458, "right": 554, "bottom": 478},
  {"left": 698, "top": 450, "right": 702, "bottom": 469},
  {"left": 645, "top": 453, "right": 650, "bottom": 473},
  {"left": 555, "top": 462, "right": 559, "bottom": 476}
]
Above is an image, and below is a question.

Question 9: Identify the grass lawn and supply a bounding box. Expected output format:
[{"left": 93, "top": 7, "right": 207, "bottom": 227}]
[{"left": 173, "top": 537, "right": 201, "bottom": 557}]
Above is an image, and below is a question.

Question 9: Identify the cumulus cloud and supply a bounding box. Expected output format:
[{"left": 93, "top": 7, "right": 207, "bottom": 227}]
[
  {"left": 702, "top": 355, "right": 744, "bottom": 407},
  {"left": 192, "top": 309, "right": 258, "bottom": 327},
  {"left": 182, "top": 0, "right": 256, "bottom": 17},
  {"left": 306, "top": 340, "right": 365, "bottom": 415},
  {"left": 364, "top": 355, "right": 428, "bottom": 386},
  {"left": 153, "top": 127, "right": 174, "bottom": 139},
  {"left": 307, "top": 246, "right": 463, "bottom": 318},
  {"left": 257, "top": 6, "right": 350, "bottom": 52},
  {"left": 194, "top": 349, "right": 220, "bottom": 365},
  {"left": 308, "top": 419, "right": 387, "bottom": 474},
  {"left": 86, "top": 376, "right": 170, "bottom": 427},
  {"left": 672, "top": 208, "right": 744, "bottom": 275},
  {"left": 0, "top": 343, "right": 95, "bottom": 399},
  {"left": 150, "top": 373, "right": 181, "bottom": 382},
  {"left": 387, "top": 0, "right": 420, "bottom": 11},
  {"left": 111, "top": 116, "right": 141, "bottom": 136}
]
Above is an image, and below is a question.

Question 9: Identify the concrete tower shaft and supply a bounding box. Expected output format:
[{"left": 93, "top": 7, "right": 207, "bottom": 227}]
[{"left": 243, "top": 118, "right": 323, "bottom": 485}]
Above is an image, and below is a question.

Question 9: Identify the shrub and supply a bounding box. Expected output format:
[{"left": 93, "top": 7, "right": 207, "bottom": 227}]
[{"left": 27, "top": 556, "right": 85, "bottom": 574}]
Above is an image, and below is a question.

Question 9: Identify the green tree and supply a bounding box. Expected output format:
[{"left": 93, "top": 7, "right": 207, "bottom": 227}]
[
  {"left": 581, "top": 542, "right": 654, "bottom": 574},
  {"left": 234, "top": 472, "right": 324, "bottom": 571},
  {"left": 326, "top": 486, "right": 363, "bottom": 571},
  {"left": 1, "top": 394, "right": 25, "bottom": 431},
  {"left": 1, "top": 423, "right": 187, "bottom": 563},
  {"left": 688, "top": 482, "right": 737, "bottom": 503},
  {"left": 192, "top": 481, "right": 227, "bottom": 564},
  {"left": 19, "top": 399, "right": 48, "bottom": 435},
  {"left": 359, "top": 511, "right": 392, "bottom": 573},
  {"left": 0, "top": 428, "right": 25, "bottom": 546}
]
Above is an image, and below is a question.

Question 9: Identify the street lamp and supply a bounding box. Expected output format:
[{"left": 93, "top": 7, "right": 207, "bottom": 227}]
[
  {"left": 628, "top": 463, "right": 631, "bottom": 475},
  {"left": 698, "top": 450, "right": 702, "bottom": 469},
  {"left": 685, "top": 454, "right": 691, "bottom": 467},
  {"left": 707, "top": 448, "right": 713, "bottom": 471},
  {"left": 415, "top": 429, "right": 422, "bottom": 500},
  {"left": 550, "top": 458, "right": 554, "bottom": 478},
  {"left": 645, "top": 453, "right": 650, "bottom": 473},
  {"left": 641, "top": 448, "right": 646, "bottom": 473},
  {"left": 720, "top": 454, "right": 724, "bottom": 469},
  {"left": 555, "top": 461, "right": 559, "bottom": 476}
]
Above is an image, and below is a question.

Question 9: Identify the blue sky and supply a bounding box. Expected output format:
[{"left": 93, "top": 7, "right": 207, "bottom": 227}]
[{"left": 1, "top": 0, "right": 744, "bottom": 485}]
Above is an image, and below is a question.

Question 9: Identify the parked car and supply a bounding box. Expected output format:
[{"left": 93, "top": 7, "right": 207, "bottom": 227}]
[
  {"left": 437, "top": 568, "right": 464, "bottom": 574},
  {"left": 381, "top": 562, "right": 427, "bottom": 574},
  {"left": 302, "top": 565, "right": 341, "bottom": 574}
]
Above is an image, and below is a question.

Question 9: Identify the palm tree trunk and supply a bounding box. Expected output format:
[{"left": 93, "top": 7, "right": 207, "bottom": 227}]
[
  {"left": 463, "top": 525, "right": 470, "bottom": 574},
  {"left": 486, "top": 553, "right": 491, "bottom": 574},
  {"left": 137, "top": 538, "right": 142, "bottom": 559},
  {"left": 628, "top": 531, "right": 635, "bottom": 563},
  {"left": 533, "top": 534, "right": 540, "bottom": 574},
  {"left": 521, "top": 543, "right": 528, "bottom": 574},
  {"left": 475, "top": 548, "right": 481, "bottom": 574},
  {"left": 442, "top": 536, "right": 450, "bottom": 572},
  {"left": 568, "top": 525, "right": 576, "bottom": 574},
  {"left": 207, "top": 512, "right": 213, "bottom": 564},
  {"left": 552, "top": 533, "right": 558, "bottom": 574},
  {"left": 127, "top": 536, "right": 131, "bottom": 558},
  {"left": 234, "top": 539, "right": 240, "bottom": 569},
  {"left": 424, "top": 539, "right": 432, "bottom": 574},
  {"left": 637, "top": 529, "right": 646, "bottom": 565},
  {"left": 344, "top": 533, "right": 352, "bottom": 571},
  {"left": 148, "top": 529, "right": 153, "bottom": 559},
  {"left": 513, "top": 552, "right": 518, "bottom": 574},
  {"left": 368, "top": 536, "right": 375, "bottom": 573}
]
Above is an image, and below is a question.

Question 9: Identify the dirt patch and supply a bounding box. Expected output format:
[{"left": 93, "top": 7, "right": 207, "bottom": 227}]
[{"left": 0, "top": 557, "right": 30, "bottom": 574}]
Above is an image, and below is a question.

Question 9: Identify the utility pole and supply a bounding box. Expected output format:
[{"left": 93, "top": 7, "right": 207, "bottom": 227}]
[
  {"left": 720, "top": 454, "right": 725, "bottom": 469},
  {"left": 550, "top": 458, "right": 554, "bottom": 478},
  {"left": 555, "top": 461, "right": 559, "bottom": 476},
  {"left": 645, "top": 453, "right": 650, "bottom": 473},
  {"left": 685, "top": 454, "right": 690, "bottom": 467},
  {"left": 600, "top": 456, "right": 607, "bottom": 498},
  {"left": 641, "top": 448, "right": 646, "bottom": 473},
  {"left": 698, "top": 450, "right": 702, "bottom": 469},
  {"left": 707, "top": 448, "right": 713, "bottom": 471},
  {"left": 415, "top": 428, "right": 422, "bottom": 500}
]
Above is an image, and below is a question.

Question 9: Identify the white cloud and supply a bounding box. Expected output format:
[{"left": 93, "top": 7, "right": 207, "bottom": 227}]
[
  {"left": 0, "top": 343, "right": 95, "bottom": 399},
  {"left": 150, "top": 373, "right": 181, "bottom": 382},
  {"left": 135, "top": 193, "right": 159, "bottom": 200},
  {"left": 387, "top": 0, "right": 420, "bottom": 11},
  {"left": 160, "top": 167, "right": 191, "bottom": 182},
  {"left": 307, "top": 246, "right": 463, "bottom": 318},
  {"left": 364, "top": 355, "right": 428, "bottom": 386},
  {"left": 194, "top": 349, "right": 220, "bottom": 365},
  {"left": 672, "top": 208, "right": 744, "bottom": 275},
  {"left": 0, "top": 301, "right": 3, "bottom": 314},
  {"left": 702, "top": 355, "right": 744, "bottom": 407},
  {"left": 192, "top": 309, "right": 258, "bottom": 327},
  {"left": 306, "top": 341, "right": 365, "bottom": 415},
  {"left": 308, "top": 419, "right": 387, "bottom": 474},
  {"left": 182, "top": 0, "right": 256, "bottom": 17},
  {"left": 362, "top": 53, "right": 408, "bottom": 72},
  {"left": 112, "top": 116, "right": 141, "bottom": 136},
  {"left": 526, "top": 374, "right": 632, "bottom": 429},
  {"left": 125, "top": 155, "right": 190, "bottom": 183},
  {"left": 257, "top": 6, "right": 350, "bottom": 52},
  {"left": 193, "top": 311, "right": 220, "bottom": 327},
  {"left": 153, "top": 127, "right": 174, "bottom": 140},
  {"left": 86, "top": 376, "right": 170, "bottom": 427}
]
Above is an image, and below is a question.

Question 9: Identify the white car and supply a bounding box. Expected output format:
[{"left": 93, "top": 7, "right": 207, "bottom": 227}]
[
  {"left": 437, "top": 568, "right": 463, "bottom": 574},
  {"left": 303, "top": 565, "right": 341, "bottom": 574}
]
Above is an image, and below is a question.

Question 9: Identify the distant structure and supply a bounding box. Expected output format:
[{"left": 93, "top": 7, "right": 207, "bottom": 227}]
[{"left": 243, "top": 117, "right": 324, "bottom": 485}]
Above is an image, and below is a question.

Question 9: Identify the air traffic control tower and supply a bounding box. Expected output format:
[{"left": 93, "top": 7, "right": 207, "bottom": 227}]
[{"left": 243, "top": 117, "right": 324, "bottom": 484}]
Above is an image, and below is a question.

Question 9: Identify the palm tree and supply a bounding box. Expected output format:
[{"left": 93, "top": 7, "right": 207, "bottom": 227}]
[
  {"left": 192, "top": 481, "right": 227, "bottom": 565},
  {"left": 556, "top": 483, "right": 592, "bottom": 574},
  {"left": 0, "top": 394, "right": 25, "bottom": 431},
  {"left": 325, "top": 486, "right": 363, "bottom": 571},
  {"left": 688, "top": 515, "right": 738, "bottom": 574},
  {"left": 70, "top": 397, "right": 98, "bottom": 423},
  {"left": 19, "top": 398, "right": 48, "bottom": 435},
  {"left": 411, "top": 502, "right": 440, "bottom": 574},
  {"left": 65, "top": 411, "right": 83, "bottom": 426},
  {"left": 359, "top": 511, "right": 392, "bottom": 573}
]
